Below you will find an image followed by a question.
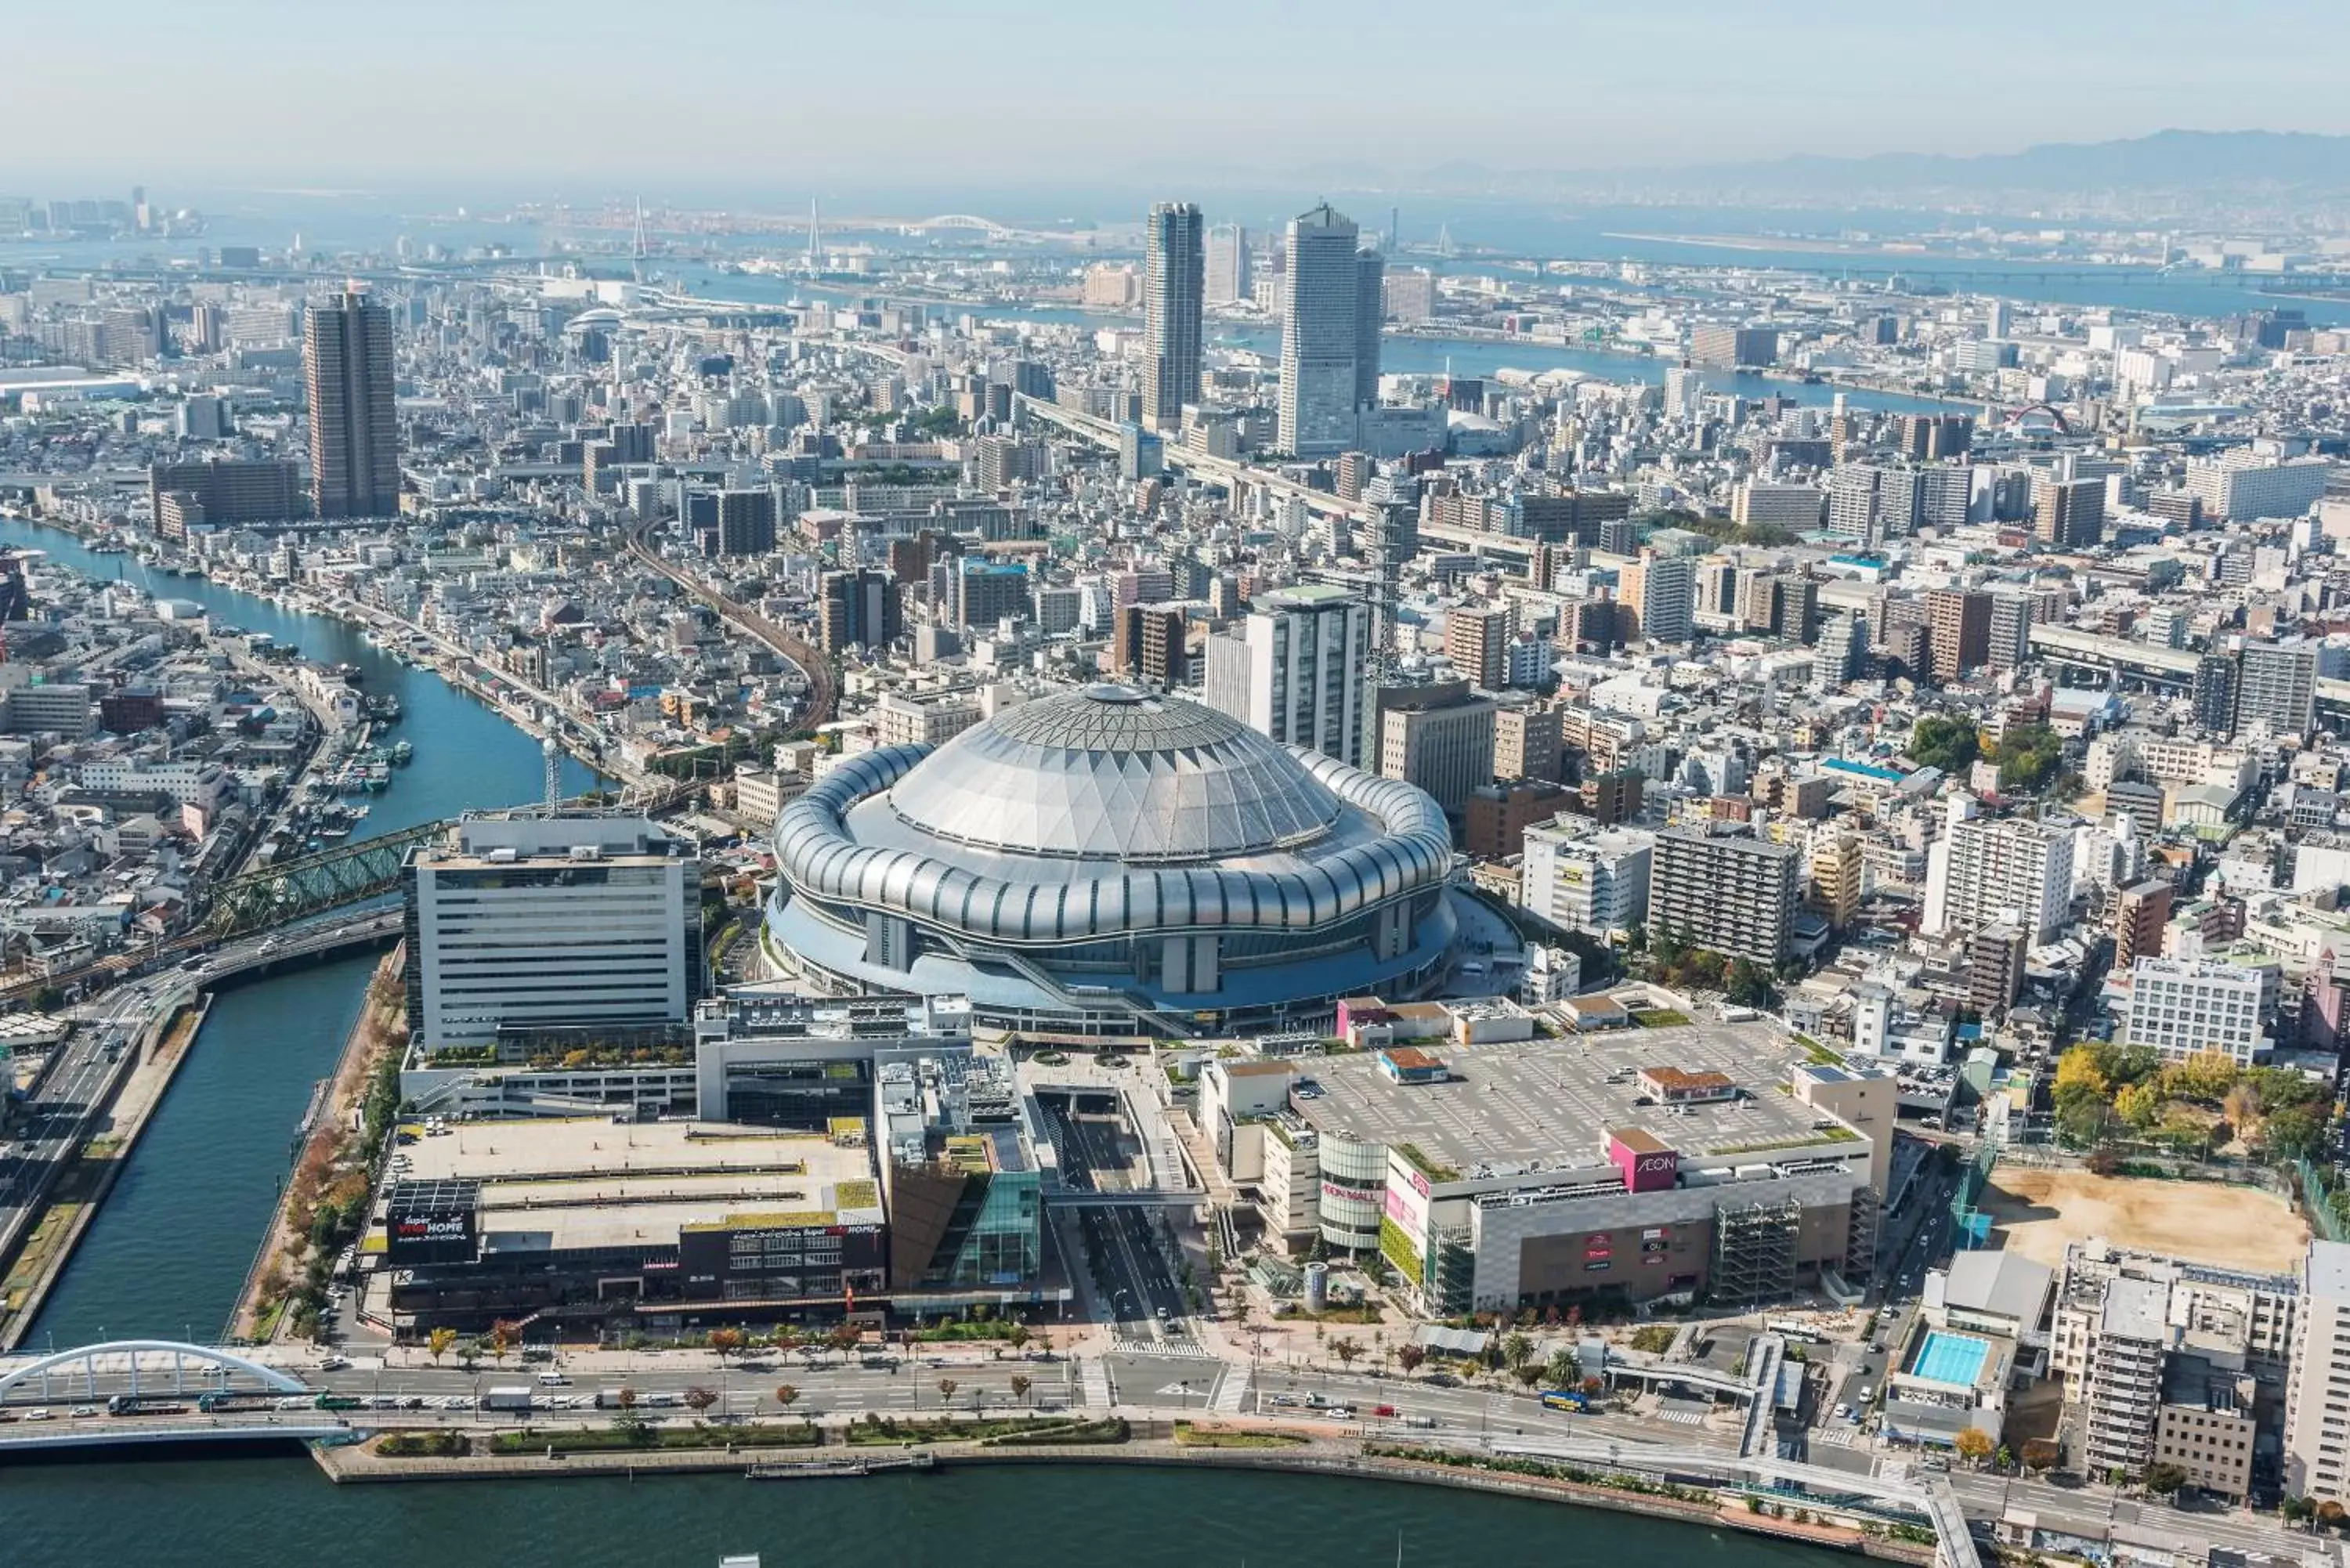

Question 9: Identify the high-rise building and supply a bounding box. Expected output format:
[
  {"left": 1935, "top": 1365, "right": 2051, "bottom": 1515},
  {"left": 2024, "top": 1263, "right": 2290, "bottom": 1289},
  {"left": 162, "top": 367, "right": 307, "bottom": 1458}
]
[
  {"left": 952, "top": 558, "right": 1032, "bottom": 631},
  {"left": 1204, "top": 223, "right": 1252, "bottom": 306},
  {"left": 1111, "top": 604, "right": 1191, "bottom": 688},
  {"left": 1444, "top": 602, "right": 1512, "bottom": 690},
  {"left": 707, "top": 490, "right": 776, "bottom": 557},
  {"left": 2114, "top": 879, "right": 2172, "bottom": 970},
  {"left": 1377, "top": 680, "right": 1495, "bottom": 815},
  {"left": 1520, "top": 819, "right": 1654, "bottom": 939},
  {"left": 303, "top": 286, "right": 400, "bottom": 518},
  {"left": 2193, "top": 653, "right": 2242, "bottom": 735},
  {"left": 2236, "top": 640, "right": 2319, "bottom": 736},
  {"left": 146, "top": 457, "right": 302, "bottom": 537},
  {"left": 818, "top": 569, "right": 903, "bottom": 653},
  {"left": 1687, "top": 324, "right": 1777, "bottom": 367},
  {"left": 2033, "top": 475, "right": 2106, "bottom": 549},
  {"left": 1985, "top": 590, "right": 2037, "bottom": 670},
  {"left": 1924, "top": 587, "right": 1991, "bottom": 684},
  {"left": 1141, "top": 201, "right": 1204, "bottom": 431},
  {"left": 1618, "top": 548, "right": 1694, "bottom": 645},
  {"left": 1922, "top": 795, "right": 2075, "bottom": 943},
  {"left": 1202, "top": 583, "right": 1375, "bottom": 766},
  {"left": 1494, "top": 703, "right": 1562, "bottom": 784},
  {"left": 403, "top": 816, "right": 698, "bottom": 1051},
  {"left": 1894, "top": 414, "right": 1973, "bottom": 461},
  {"left": 1277, "top": 204, "right": 1372, "bottom": 456},
  {"left": 1355, "top": 248, "right": 1385, "bottom": 409},
  {"left": 1807, "top": 832, "right": 1863, "bottom": 933},
  {"left": 1813, "top": 611, "right": 1867, "bottom": 692},
  {"left": 2285, "top": 1241, "right": 2350, "bottom": 1504},
  {"left": 1648, "top": 824, "right": 1800, "bottom": 965}
]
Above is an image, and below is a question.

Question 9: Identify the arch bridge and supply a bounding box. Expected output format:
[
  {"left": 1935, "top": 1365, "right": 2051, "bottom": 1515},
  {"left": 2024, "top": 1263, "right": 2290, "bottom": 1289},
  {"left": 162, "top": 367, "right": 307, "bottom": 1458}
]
[
  {"left": 0, "top": 1339, "right": 308, "bottom": 1404},
  {"left": 902, "top": 213, "right": 1014, "bottom": 238}
]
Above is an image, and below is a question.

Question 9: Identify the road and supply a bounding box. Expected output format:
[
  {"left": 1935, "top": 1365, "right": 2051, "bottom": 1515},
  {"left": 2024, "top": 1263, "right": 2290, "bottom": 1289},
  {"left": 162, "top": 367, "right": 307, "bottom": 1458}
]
[{"left": 1036, "top": 1092, "right": 1191, "bottom": 1347}]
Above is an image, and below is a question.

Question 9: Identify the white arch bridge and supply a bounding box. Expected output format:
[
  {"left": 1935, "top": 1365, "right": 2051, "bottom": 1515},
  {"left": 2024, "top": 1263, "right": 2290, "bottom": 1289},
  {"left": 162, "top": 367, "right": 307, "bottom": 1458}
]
[{"left": 0, "top": 1339, "right": 308, "bottom": 1404}]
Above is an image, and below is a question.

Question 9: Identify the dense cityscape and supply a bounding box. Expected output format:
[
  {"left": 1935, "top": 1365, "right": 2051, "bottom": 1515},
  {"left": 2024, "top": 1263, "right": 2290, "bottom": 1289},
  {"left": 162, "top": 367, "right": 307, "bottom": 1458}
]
[{"left": 10, "top": 102, "right": 2350, "bottom": 1568}]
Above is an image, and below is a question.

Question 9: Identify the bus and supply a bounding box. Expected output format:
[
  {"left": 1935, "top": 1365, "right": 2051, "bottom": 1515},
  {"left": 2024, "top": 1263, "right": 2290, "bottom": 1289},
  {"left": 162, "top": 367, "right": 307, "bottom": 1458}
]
[{"left": 1538, "top": 1389, "right": 1591, "bottom": 1413}]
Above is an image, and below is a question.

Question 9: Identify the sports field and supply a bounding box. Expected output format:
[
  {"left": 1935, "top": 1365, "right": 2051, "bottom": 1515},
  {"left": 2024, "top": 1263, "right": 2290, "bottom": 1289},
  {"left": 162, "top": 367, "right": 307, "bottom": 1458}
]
[{"left": 1980, "top": 1165, "right": 2308, "bottom": 1274}]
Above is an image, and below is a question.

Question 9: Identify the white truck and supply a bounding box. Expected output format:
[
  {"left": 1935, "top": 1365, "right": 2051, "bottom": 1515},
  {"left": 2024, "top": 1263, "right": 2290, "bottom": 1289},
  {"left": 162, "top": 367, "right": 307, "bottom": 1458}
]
[{"left": 481, "top": 1386, "right": 535, "bottom": 1413}]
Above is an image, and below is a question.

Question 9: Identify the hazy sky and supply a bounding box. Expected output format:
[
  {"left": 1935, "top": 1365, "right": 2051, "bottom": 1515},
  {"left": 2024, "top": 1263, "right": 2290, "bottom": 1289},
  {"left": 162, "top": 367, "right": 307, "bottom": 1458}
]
[{"left": 14, "top": 0, "right": 2350, "bottom": 196}]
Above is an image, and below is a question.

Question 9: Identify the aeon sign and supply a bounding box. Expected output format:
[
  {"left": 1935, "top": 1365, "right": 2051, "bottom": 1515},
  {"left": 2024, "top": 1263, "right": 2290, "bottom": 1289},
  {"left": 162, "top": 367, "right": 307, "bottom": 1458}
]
[{"left": 1607, "top": 1131, "right": 1679, "bottom": 1193}]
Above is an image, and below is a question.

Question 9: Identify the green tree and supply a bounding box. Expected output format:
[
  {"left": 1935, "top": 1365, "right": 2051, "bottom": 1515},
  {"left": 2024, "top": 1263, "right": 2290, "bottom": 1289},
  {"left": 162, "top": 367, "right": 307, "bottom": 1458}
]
[
  {"left": 1545, "top": 1349, "right": 1580, "bottom": 1389},
  {"left": 1993, "top": 723, "right": 2064, "bottom": 793},
  {"left": 2260, "top": 1104, "right": 2325, "bottom": 1164},
  {"left": 2143, "top": 1461, "right": 2188, "bottom": 1496},
  {"left": 1909, "top": 716, "right": 1979, "bottom": 773}
]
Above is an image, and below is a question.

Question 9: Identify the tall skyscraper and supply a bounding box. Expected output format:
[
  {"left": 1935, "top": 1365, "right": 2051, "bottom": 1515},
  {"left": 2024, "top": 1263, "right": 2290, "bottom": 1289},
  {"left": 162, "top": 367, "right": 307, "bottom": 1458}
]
[
  {"left": 1922, "top": 795, "right": 2076, "bottom": 944},
  {"left": 1204, "top": 222, "right": 1252, "bottom": 306},
  {"left": 1354, "top": 247, "right": 1386, "bottom": 408},
  {"left": 1277, "top": 204, "right": 1375, "bottom": 456},
  {"left": 1141, "top": 201, "right": 1204, "bottom": 431},
  {"left": 303, "top": 286, "right": 400, "bottom": 518}
]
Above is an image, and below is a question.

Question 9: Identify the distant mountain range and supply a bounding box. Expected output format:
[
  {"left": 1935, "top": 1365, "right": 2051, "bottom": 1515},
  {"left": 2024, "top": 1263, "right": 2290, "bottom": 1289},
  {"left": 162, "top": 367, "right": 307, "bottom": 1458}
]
[{"left": 1577, "top": 130, "right": 2350, "bottom": 206}]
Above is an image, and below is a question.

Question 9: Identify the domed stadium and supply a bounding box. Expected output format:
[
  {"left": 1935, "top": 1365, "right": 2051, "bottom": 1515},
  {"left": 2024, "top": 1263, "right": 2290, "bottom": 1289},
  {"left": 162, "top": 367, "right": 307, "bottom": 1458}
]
[{"left": 767, "top": 684, "right": 1459, "bottom": 1036}]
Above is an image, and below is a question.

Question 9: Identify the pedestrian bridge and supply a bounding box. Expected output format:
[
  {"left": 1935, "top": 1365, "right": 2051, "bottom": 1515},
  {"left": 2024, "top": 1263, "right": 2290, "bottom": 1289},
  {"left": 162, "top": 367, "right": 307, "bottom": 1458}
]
[{"left": 0, "top": 1418, "right": 352, "bottom": 1452}]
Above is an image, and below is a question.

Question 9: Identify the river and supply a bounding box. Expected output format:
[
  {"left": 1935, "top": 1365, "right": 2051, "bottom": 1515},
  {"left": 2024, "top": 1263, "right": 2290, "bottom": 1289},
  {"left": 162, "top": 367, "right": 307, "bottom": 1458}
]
[
  {"left": 0, "top": 1452, "right": 1857, "bottom": 1568},
  {"left": 0, "top": 518, "right": 1848, "bottom": 1568},
  {"left": 1, "top": 515, "right": 597, "bottom": 1350}
]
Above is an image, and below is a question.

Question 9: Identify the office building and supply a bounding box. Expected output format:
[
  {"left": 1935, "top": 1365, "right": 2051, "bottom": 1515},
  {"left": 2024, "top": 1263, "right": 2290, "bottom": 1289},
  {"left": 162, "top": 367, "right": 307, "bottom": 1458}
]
[
  {"left": 1277, "top": 204, "right": 1375, "bottom": 456},
  {"left": 2285, "top": 1240, "right": 2350, "bottom": 1504},
  {"left": 819, "top": 569, "right": 903, "bottom": 654},
  {"left": 1493, "top": 703, "right": 1562, "bottom": 784},
  {"left": 1924, "top": 587, "right": 1990, "bottom": 684},
  {"left": 1732, "top": 482, "right": 1825, "bottom": 531},
  {"left": 1355, "top": 247, "right": 1385, "bottom": 408},
  {"left": 1828, "top": 463, "right": 1923, "bottom": 546},
  {"left": 2193, "top": 654, "right": 2241, "bottom": 735},
  {"left": 1444, "top": 602, "right": 1512, "bottom": 690},
  {"left": 1141, "top": 201, "right": 1204, "bottom": 431},
  {"left": 1204, "top": 222, "right": 1252, "bottom": 305},
  {"left": 2123, "top": 955, "right": 2277, "bottom": 1066},
  {"left": 2236, "top": 640, "right": 2319, "bottom": 736},
  {"left": 303, "top": 285, "right": 400, "bottom": 518},
  {"left": 1378, "top": 680, "right": 1496, "bottom": 816},
  {"left": 1895, "top": 414, "right": 1973, "bottom": 461},
  {"left": 1922, "top": 796, "right": 2075, "bottom": 943},
  {"left": 1202, "top": 583, "right": 1375, "bottom": 767},
  {"left": 403, "top": 816, "right": 698, "bottom": 1053},
  {"left": 1649, "top": 823, "right": 1800, "bottom": 965},
  {"left": 146, "top": 457, "right": 302, "bottom": 537},
  {"left": 1520, "top": 819, "right": 1653, "bottom": 939}
]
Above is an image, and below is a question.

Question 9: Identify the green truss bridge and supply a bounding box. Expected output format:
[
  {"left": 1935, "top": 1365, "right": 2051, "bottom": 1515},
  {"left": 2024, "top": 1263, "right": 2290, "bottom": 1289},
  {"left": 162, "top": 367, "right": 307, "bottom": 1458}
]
[{"left": 201, "top": 820, "right": 450, "bottom": 938}]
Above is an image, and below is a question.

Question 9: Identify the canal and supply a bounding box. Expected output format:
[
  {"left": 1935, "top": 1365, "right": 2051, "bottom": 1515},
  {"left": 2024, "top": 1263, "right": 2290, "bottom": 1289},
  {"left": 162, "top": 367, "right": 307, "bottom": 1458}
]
[{"left": 1, "top": 517, "right": 597, "bottom": 1347}]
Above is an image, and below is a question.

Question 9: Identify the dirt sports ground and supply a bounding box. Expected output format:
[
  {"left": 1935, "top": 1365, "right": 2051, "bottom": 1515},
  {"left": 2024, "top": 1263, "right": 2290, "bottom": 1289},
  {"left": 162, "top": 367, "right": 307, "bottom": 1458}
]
[{"left": 1981, "top": 1165, "right": 2311, "bottom": 1274}]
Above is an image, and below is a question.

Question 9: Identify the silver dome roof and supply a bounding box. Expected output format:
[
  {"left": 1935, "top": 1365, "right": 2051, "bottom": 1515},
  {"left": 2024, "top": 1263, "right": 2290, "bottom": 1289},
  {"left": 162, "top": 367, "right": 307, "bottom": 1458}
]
[{"left": 884, "top": 684, "right": 1345, "bottom": 864}]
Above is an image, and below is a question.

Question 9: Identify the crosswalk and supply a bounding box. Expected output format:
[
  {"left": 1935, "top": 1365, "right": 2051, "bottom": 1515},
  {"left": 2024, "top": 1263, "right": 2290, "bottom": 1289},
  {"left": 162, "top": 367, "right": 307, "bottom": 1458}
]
[
  {"left": 1658, "top": 1407, "right": 1708, "bottom": 1426},
  {"left": 1209, "top": 1368, "right": 1250, "bottom": 1414},
  {"left": 1810, "top": 1424, "right": 1860, "bottom": 1447},
  {"left": 1080, "top": 1359, "right": 1112, "bottom": 1409},
  {"left": 1108, "top": 1338, "right": 1220, "bottom": 1360}
]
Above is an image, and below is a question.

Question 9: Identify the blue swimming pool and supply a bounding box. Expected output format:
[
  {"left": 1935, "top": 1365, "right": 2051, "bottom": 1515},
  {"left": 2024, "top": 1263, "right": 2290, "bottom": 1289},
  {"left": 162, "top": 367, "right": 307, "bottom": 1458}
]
[{"left": 1911, "top": 1329, "right": 1991, "bottom": 1386}]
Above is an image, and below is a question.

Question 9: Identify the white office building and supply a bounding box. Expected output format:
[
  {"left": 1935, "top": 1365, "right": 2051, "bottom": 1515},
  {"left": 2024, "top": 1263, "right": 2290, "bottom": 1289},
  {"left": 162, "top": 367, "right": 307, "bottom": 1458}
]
[
  {"left": 1519, "top": 819, "right": 1653, "bottom": 939},
  {"left": 1277, "top": 204, "right": 1372, "bottom": 457},
  {"left": 2122, "top": 954, "right": 2278, "bottom": 1065},
  {"left": 405, "top": 815, "right": 699, "bottom": 1051}
]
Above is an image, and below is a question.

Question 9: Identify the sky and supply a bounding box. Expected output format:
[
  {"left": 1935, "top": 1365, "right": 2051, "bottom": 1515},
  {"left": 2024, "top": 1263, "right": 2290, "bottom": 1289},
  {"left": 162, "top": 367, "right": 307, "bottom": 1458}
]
[{"left": 12, "top": 0, "right": 2350, "bottom": 200}]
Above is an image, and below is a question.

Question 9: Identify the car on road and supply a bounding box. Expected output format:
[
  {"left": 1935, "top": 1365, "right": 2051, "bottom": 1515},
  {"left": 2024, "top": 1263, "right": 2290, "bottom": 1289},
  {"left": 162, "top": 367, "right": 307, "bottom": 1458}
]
[
  {"left": 70, "top": 1405, "right": 99, "bottom": 1418},
  {"left": 1857, "top": 1386, "right": 1874, "bottom": 1404},
  {"left": 24, "top": 1408, "right": 52, "bottom": 1422},
  {"left": 319, "top": 1356, "right": 351, "bottom": 1371},
  {"left": 1423, "top": 1373, "right": 1461, "bottom": 1388},
  {"left": 537, "top": 1373, "right": 572, "bottom": 1386},
  {"left": 1832, "top": 1403, "right": 1851, "bottom": 1422}
]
